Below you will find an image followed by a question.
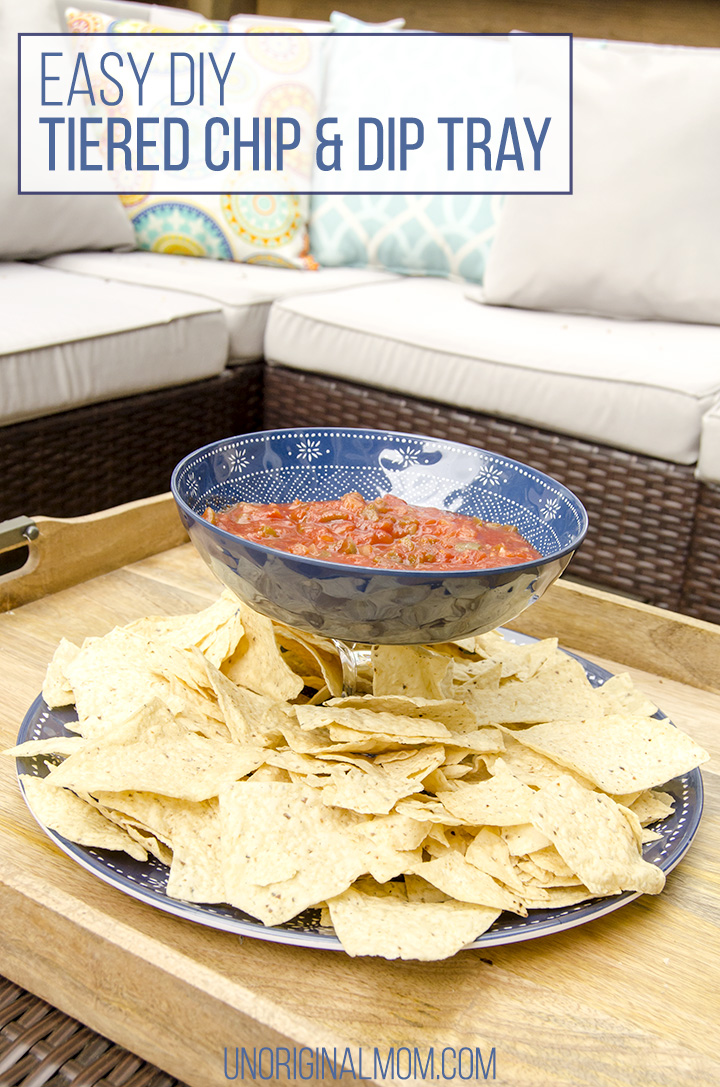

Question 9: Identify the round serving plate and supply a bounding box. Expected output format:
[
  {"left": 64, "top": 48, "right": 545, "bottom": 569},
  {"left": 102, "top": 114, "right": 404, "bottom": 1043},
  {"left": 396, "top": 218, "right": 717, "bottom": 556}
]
[{"left": 15, "top": 636, "right": 703, "bottom": 952}]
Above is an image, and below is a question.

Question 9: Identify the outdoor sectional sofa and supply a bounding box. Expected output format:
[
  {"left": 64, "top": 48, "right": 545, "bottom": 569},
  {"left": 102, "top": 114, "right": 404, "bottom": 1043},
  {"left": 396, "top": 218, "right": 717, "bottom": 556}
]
[{"left": 2, "top": 0, "right": 720, "bottom": 627}]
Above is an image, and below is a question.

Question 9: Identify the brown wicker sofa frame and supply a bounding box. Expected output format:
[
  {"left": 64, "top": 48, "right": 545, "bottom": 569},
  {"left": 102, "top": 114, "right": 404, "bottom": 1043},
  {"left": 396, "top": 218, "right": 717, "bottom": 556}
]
[{"left": 2, "top": 360, "right": 719, "bottom": 625}]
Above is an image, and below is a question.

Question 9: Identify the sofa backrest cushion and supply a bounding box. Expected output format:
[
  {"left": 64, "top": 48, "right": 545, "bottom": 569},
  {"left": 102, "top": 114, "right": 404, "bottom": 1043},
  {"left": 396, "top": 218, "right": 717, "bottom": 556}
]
[
  {"left": 482, "top": 37, "right": 720, "bottom": 325},
  {"left": 0, "top": 0, "right": 135, "bottom": 261}
]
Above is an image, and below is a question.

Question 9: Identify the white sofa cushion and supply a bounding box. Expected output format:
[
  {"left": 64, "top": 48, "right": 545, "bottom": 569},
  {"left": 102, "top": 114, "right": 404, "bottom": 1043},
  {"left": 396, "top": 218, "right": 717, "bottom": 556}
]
[
  {"left": 41, "top": 251, "right": 398, "bottom": 361},
  {"left": 264, "top": 277, "right": 720, "bottom": 465},
  {"left": 0, "top": 2, "right": 135, "bottom": 261},
  {"left": 483, "top": 38, "right": 720, "bottom": 325},
  {"left": 0, "top": 263, "right": 228, "bottom": 426},
  {"left": 697, "top": 402, "right": 720, "bottom": 484}
]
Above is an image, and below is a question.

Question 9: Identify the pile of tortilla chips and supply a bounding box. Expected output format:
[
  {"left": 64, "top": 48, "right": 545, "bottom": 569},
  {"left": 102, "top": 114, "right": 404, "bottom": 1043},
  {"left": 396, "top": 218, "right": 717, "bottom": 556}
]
[{"left": 6, "top": 591, "right": 709, "bottom": 961}]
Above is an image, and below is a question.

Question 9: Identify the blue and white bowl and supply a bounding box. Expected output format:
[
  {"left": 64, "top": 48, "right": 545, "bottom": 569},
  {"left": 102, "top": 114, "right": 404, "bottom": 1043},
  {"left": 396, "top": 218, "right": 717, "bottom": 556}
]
[{"left": 171, "top": 427, "right": 588, "bottom": 644}]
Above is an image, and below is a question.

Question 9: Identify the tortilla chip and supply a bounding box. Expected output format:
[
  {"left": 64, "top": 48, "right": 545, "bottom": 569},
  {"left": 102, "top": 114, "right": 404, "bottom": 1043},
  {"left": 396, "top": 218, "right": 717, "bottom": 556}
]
[
  {"left": 221, "top": 604, "right": 304, "bottom": 701},
  {"left": 84, "top": 793, "right": 174, "bottom": 865},
  {"left": 374, "top": 744, "right": 447, "bottom": 780},
  {"left": 500, "top": 823, "right": 552, "bottom": 856},
  {"left": 22, "top": 597, "right": 706, "bottom": 962},
  {"left": 4, "top": 736, "right": 88, "bottom": 759},
  {"left": 485, "top": 735, "right": 600, "bottom": 792},
  {"left": 521, "top": 886, "right": 595, "bottom": 910},
  {"left": 296, "top": 704, "right": 452, "bottom": 741},
  {"left": 514, "top": 714, "right": 709, "bottom": 793},
  {"left": 592, "top": 673, "right": 657, "bottom": 717},
  {"left": 524, "top": 845, "right": 578, "bottom": 882},
  {"left": 321, "top": 764, "right": 420, "bottom": 816},
  {"left": 463, "top": 654, "right": 598, "bottom": 725},
  {"left": 445, "top": 729, "right": 506, "bottom": 756},
  {"left": 20, "top": 775, "right": 148, "bottom": 861},
  {"left": 474, "top": 632, "right": 559, "bottom": 681},
  {"left": 126, "top": 590, "right": 245, "bottom": 667},
  {"left": 274, "top": 625, "right": 344, "bottom": 698},
  {"left": 202, "top": 652, "right": 286, "bottom": 747},
  {"left": 438, "top": 770, "right": 536, "bottom": 826},
  {"left": 372, "top": 645, "right": 454, "bottom": 699},
  {"left": 464, "top": 827, "right": 526, "bottom": 892},
  {"left": 356, "top": 812, "right": 430, "bottom": 853},
  {"left": 144, "top": 643, "right": 214, "bottom": 695},
  {"left": 47, "top": 700, "right": 265, "bottom": 801},
  {"left": 410, "top": 851, "right": 527, "bottom": 914},
  {"left": 42, "top": 638, "right": 81, "bottom": 708},
  {"left": 529, "top": 777, "right": 665, "bottom": 896},
  {"left": 394, "top": 797, "right": 468, "bottom": 826},
  {"left": 279, "top": 721, "right": 395, "bottom": 757},
  {"left": 220, "top": 781, "right": 366, "bottom": 924},
  {"left": 630, "top": 789, "right": 676, "bottom": 826},
  {"left": 324, "top": 695, "right": 476, "bottom": 732},
  {"left": 403, "top": 873, "right": 453, "bottom": 903},
  {"left": 350, "top": 816, "right": 425, "bottom": 882},
  {"left": 64, "top": 628, "right": 172, "bottom": 730},
  {"left": 452, "top": 658, "right": 503, "bottom": 690},
  {"left": 327, "top": 884, "right": 500, "bottom": 960}
]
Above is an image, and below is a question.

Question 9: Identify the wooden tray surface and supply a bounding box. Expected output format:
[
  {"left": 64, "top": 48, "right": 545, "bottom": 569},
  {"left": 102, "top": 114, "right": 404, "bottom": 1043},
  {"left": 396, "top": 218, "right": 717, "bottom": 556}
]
[{"left": 0, "top": 503, "right": 718, "bottom": 1087}]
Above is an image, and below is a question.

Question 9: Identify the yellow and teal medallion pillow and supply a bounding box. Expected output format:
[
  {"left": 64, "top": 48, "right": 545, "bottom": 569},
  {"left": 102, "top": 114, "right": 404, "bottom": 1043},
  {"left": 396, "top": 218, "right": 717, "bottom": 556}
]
[{"left": 64, "top": 8, "right": 319, "bottom": 269}]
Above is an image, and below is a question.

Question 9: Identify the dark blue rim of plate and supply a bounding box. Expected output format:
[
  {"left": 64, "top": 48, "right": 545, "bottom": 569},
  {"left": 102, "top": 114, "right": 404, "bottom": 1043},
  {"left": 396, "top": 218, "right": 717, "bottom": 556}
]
[
  {"left": 171, "top": 427, "right": 589, "bottom": 580},
  {"left": 15, "top": 638, "right": 704, "bottom": 952}
]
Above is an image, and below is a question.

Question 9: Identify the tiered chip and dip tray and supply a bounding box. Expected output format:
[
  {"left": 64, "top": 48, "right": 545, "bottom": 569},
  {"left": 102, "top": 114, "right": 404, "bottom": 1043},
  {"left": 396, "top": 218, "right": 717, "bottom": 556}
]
[{"left": 1, "top": 494, "right": 719, "bottom": 1087}]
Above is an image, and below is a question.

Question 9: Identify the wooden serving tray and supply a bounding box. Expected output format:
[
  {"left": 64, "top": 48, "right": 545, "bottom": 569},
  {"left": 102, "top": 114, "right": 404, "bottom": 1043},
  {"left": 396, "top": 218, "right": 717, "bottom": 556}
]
[{"left": 0, "top": 495, "right": 718, "bottom": 1087}]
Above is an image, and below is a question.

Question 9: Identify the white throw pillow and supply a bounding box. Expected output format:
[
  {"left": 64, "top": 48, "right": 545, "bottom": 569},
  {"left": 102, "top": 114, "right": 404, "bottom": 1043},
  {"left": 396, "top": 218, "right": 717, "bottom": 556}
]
[
  {"left": 482, "top": 38, "right": 720, "bottom": 325},
  {"left": 0, "top": 0, "right": 134, "bottom": 260},
  {"left": 329, "top": 10, "right": 406, "bottom": 32},
  {"left": 228, "top": 12, "right": 333, "bottom": 32}
]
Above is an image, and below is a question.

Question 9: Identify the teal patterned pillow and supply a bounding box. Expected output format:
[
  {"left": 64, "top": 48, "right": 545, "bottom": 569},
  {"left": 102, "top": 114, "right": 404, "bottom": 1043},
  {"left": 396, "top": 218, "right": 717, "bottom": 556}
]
[{"left": 309, "top": 193, "right": 503, "bottom": 283}]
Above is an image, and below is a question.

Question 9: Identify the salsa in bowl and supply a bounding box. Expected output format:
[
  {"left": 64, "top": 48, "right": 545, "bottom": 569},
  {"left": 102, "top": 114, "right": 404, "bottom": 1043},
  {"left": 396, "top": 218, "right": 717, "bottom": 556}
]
[
  {"left": 172, "top": 427, "right": 588, "bottom": 644},
  {"left": 203, "top": 491, "right": 542, "bottom": 571}
]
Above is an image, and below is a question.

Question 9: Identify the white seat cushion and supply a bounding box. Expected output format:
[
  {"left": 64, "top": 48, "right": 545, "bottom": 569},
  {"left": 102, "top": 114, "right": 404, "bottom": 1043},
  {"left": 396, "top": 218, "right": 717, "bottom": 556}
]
[
  {"left": 264, "top": 277, "right": 720, "bottom": 465},
  {"left": 0, "top": 263, "right": 228, "bottom": 426},
  {"left": 697, "top": 401, "right": 720, "bottom": 484},
  {"left": 41, "top": 252, "right": 398, "bottom": 361}
]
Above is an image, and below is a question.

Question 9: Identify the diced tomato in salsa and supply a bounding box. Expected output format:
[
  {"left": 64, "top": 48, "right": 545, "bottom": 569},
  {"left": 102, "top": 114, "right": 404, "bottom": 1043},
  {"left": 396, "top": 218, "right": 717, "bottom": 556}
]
[{"left": 203, "top": 492, "right": 541, "bottom": 571}]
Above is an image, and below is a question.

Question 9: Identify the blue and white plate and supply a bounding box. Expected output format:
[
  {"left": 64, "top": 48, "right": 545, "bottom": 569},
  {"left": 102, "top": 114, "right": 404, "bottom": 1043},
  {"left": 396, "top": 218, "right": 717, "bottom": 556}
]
[{"left": 15, "top": 639, "right": 703, "bottom": 952}]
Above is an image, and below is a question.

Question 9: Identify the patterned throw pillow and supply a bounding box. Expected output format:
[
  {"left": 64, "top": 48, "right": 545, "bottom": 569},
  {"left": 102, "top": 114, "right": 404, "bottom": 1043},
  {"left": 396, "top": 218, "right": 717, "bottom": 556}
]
[
  {"left": 308, "top": 19, "right": 503, "bottom": 283},
  {"left": 64, "top": 8, "right": 319, "bottom": 269},
  {"left": 64, "top": 7, "right": 228, "bottom": 36},
  {"left": 310, "top": 194, "right": 502, "bottom": 283}
]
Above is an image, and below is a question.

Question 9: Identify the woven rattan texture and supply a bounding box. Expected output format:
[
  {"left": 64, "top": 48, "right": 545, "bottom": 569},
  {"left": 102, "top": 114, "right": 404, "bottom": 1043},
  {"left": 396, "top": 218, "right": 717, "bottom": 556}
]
[
  {"left": 0, "top": 366, "right": 263, "bottom": 522},
  {"left": 0, "top": 978, "right": 186, "bottom": 1087},
  {"left": 264, "top": 367, "right": 700, "bottom": 612},
  {"left": 681, "top": 483, "right": 720, "bottom": 625}
]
